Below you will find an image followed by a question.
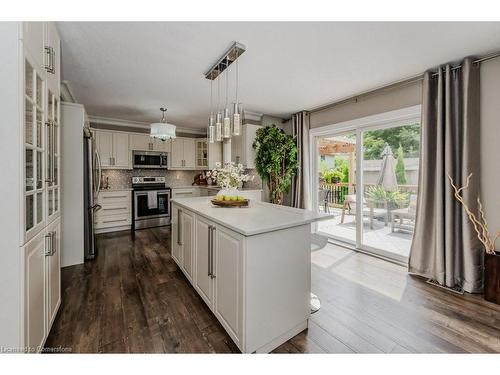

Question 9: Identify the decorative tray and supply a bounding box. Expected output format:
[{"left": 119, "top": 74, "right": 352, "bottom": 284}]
[{"left": 211, "top": 199, "right": 249, "bottom": 208}]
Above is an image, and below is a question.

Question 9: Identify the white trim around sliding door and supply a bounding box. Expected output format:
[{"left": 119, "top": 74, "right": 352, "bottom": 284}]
[{"left": 309, "top": 104, "right": 422, "bottom": 263}]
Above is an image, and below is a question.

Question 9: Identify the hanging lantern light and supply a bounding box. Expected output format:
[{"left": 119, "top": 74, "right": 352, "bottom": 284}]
[
  {"left": 208, "top": 80, "right": 215, "bottom": 143},
  {"left": 150, "top": 108, "right": 176, "bottom": 140},
  {"left": 232, "top": 56, "right": 241, "bottom": 136}
]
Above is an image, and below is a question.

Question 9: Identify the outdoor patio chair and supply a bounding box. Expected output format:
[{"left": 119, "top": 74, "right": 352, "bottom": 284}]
[
  {"left": 340, "top": 194, "right": 389, "bottom": 230},
  {"left": 391, "top": 194, "right": 417, "bottom": 233},
  {"left": 318, "top": 189, "right": 332, "bottom": 214}
]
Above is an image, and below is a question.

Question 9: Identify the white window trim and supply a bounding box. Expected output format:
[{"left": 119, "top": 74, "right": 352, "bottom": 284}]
[{"left": 309, "top": 104, "right": 422, "bottom": 264}]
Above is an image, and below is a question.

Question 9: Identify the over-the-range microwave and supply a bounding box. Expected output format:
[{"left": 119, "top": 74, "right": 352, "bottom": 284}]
[{"left": 132, "top": 151, "right": 168, "bottom": 169}]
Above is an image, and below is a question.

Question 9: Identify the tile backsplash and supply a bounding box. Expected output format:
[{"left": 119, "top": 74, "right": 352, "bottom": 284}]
[
  {"left": 101, "top": 169, "right": 200, "bottom": 189},
  {"left": 101, "top": 168, "right": 264, "bottom": 190}
]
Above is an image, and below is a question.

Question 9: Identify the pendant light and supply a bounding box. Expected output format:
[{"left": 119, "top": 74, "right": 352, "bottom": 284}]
[
  {"left": 222, "top": 58, "right": 231, "bottom": 139},
  {"left": 204, "top": 42, "right": 246, "bottom": 142},
  {"left": 150, "top": 107, "right": 176, "bottom": 140},
  {"left": 215, "top": 75, "right": 223, "bottom": 142},
  {"left": 208, "top": 80, "right": 215, "bottom": 143},
  {"left": 232, "top": 56, "right": 242, "bottom": 136}
]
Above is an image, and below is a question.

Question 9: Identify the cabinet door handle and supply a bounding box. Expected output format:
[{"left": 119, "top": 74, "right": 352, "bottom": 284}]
[
  {"left": 210, "top": 226, "right": 216, "bottom": 279},
  {"left": 44, "top": 233, "right": 52, "bottom": 256},
  {"left": 208, "top": 225, "right": 212, "bottom": 277},
  {"left": 102, "top": 218, "right": 128, "bottom": 224},
  {"left": 50, "top": 231, "right": 56, "bottom": 255},
  {"left": 44, "top": 46, "right": 55, "bottom": 74},
  {"left": 177, "top": 209, "right": 183, "bottom": 246},
  {"left": 44, "top": 121, "right": 53, "bottom": 183}
]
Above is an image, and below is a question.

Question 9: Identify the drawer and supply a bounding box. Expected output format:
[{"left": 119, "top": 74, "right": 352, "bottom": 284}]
[
  {"left": 96, "top": 203, "right": 131, "bottom": 219},
  {"left": 172, "top": 188, "right": 200, "bottom": 198},
  {"left": 97, "top": 191, "right": 131, "bottom": 205},
  {"left": 95, "top": 212, "right": 131, "bottom": 229}
]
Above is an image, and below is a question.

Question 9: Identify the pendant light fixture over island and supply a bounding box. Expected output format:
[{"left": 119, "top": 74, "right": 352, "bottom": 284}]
[{"left": 206, "top": 42, "right": 245, "bottom": 143}]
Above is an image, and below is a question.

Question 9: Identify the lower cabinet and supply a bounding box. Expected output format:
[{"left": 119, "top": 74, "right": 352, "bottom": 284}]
[
  {"left": 172, "top": 205, "right": 243, "bottom": 348},
  {"left": 94, "top": 190, "right": 132, "bottom": 233},
  {"left": 24, "top": 217, "right": 61, "bottom": 352}
]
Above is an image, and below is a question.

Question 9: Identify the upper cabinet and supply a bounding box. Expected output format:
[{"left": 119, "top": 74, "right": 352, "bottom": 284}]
[
  {"left": 95, "top": 130, "right": 130, "bottom": 169},
  {"left": 21, "top": 22, "right": 45, "bottom": 70},
  {"left": 45, "top": 22, "right": 61, "bottom": 98},
  {"left": 231, "top": 124, "right": 261, "bottom": 169},
  {"left": 130, "top": 133, "right": 171, "bottom": 153},
  {"left": 196, "top": 139, "right": 223, "bottom": 170},
  {"left": 21, "top": 22, "right": 60, "bottom": 98},
  {"left": 170, "top": 137, "right": 196, "bottom": 170}
]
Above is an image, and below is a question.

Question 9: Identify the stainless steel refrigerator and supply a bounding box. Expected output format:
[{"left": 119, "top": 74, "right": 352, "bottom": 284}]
[{"left": 83, "top": 127, "right": 102, "bottom": 259}]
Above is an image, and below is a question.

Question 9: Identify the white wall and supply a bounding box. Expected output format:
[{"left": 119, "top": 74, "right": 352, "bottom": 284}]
[{"left": 480, "top": 58, "right": 500, "bottom": 246}]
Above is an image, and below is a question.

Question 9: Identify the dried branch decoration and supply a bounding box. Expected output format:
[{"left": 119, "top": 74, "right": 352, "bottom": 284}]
[{"left": 448, "top": 173, "right": 499, "bottom": 255}]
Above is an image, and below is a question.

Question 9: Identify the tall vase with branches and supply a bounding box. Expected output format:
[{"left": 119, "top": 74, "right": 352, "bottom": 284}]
[
  {"left": 253, "top": 125, "right": 298, "bottom": 205},
  {"left": 449, "top": 173, "right": 500, "bottom": 304}
]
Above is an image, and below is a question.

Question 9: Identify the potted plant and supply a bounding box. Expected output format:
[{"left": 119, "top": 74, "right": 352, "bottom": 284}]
[
  {"left": 449, "top": 173, "right": 500, "bottom": 303},
  {"left": 253, "top": 125, "right": 298, "bottom": 205}
]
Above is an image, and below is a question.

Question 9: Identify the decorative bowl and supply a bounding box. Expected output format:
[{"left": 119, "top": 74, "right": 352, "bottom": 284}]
[{"left": 211, "top": 199, "right": 249, "bottom": 208}]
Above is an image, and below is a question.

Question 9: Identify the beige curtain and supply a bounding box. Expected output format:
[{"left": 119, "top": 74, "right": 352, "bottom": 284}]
[
  {"left": 291, "top": 111, "right": 311, "bottom": 209},
  {"left": 409, "top": 58, "right": 483, "bottom": 293}
]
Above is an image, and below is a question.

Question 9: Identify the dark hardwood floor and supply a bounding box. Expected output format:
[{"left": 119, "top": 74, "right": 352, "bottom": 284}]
[{"left": 45, "top": 227, "right": 500, "bottom": 353}]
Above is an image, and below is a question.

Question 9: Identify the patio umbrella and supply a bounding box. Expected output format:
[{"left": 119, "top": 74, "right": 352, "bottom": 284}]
[{"left": 376, "top": 143, "right": 398, "bottom": 192}]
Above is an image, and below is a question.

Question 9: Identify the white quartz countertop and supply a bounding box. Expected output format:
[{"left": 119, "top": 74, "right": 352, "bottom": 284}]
[{"left": 171, "top": 197, "right": 332, "bottom": 236}]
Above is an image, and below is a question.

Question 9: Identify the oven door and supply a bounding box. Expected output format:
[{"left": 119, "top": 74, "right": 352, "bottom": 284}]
[
  {"left": 133, "top": 151, "right": 168, "bottom": 169},
  {"left": 134, "top": 189, "right": 171, "bottom": 221}
]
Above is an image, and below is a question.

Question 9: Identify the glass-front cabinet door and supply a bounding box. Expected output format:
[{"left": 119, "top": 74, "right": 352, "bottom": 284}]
[
  {"left": 24, "top": 54, "right": 46, "bottom": 241},
  {"left": 46, "top": 89, "right": 60, "bottom": 223}
]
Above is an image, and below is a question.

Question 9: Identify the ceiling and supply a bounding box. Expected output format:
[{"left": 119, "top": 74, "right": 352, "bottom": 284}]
[{"left": 58, "top": 22, "right": 500, "bottom": 129}]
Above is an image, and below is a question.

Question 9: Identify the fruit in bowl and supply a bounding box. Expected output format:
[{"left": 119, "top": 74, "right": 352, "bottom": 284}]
[{"left": 212, "top": 194, "right": 249, "bottom": 207}]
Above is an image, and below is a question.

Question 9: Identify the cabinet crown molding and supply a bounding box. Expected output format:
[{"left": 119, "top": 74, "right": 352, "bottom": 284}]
[{"left": 88, "top": 115, "right": 206, "bottom": 135}]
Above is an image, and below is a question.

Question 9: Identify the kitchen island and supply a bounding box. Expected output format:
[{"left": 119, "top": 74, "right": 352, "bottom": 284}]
[{"left": 170, "top": 197, "right": 331, "bottom": 353}]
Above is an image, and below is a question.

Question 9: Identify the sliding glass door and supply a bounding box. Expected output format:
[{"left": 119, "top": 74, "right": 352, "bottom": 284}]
[
  {"left": 316, "top": 131, "right": 357, "bottom": 245},
  {"left": 312, "top": 106, "right": 421, "bottom": 263}
]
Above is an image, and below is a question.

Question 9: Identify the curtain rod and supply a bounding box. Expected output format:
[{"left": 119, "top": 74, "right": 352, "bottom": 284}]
[{"left": 310, "top": 50, "right": 500, "bottom": 114}]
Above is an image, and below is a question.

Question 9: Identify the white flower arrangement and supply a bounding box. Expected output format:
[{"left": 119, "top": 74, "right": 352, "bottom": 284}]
[{"left": 206, "top": 162, "right": 254, "bottom": 190}]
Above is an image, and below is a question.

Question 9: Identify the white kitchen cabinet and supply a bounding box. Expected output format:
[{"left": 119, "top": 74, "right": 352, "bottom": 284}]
[
  {"left": 194, "top": 216, "right": 214, "bottom": 306},
  {"left": 196, "top": 139, "right": 208, "bottom": 169},
  {"left": 213, "top": 225, "right": 243, "bottom": 344},
  {"left": 45, "top": 217, "right": 61, "bottom": 329},
  {"left": 171, "top": 187, "right": 201, "bottom": 199},
  {"left": 1, "top": 22, "right": 62, "bottom": 351},
  {"left": 46, "top": 89, "right": 61, "bottom": 224},
  {"left": 20, "top": 22, "right": 45, "bottom": 70},
  {"left": 170, "top": 200, "right": 312, "bottom": 353},
  {"left": 181, "top": 210, "right": 195, "bottom": 282},
  {"left": 23, "top": 217, "right": 61, "bottom": 352},
  {"left": 95, "top": 130, "right": 130, "bottom": 169},
  {"left": 45, "top": 22, "right": 60, "bottom": 98},
  {"left": 94, "top": 190, "right": 132, "bottom": 233},
  {"left": 208, "top": 140, "right": 223, "bottom": 170},
  {"left": 170, "top": 137, "right": 196, "bottom": 169},
  {"left": 231, "top": 124, "right": 261, "bottom": 168},
  {"left": 130, "top": 133, "right": 171, "bottom": 152},
  {"left": 24, "top": 229, "right": 46, "bottom": 351},
  {"left": 171, "top": 206, "right": 195, "bottom": 283},
  {"left": 112, "top": 132, "right": 130, "bottom": 168}
]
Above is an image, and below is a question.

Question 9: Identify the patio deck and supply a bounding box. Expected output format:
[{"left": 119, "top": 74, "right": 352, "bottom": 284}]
[{"left": 317, "top": 207, "right": 413, "bottom": 260}]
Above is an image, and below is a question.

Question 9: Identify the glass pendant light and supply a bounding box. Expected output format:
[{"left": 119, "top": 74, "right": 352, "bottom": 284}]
[
  {"left": 150, "top": 107, "right": 176, "bottom": 140},
  {"left": 215, "top": 75, "right": 222, "bottom": 142},
  {"left": 208, "top": 81, "right": 215, "bottom": 143},
  {"left": 222, "top": 58, "right": 231, "bottom": 139},
  {"left": 232, "top": 55, "right": 241, "bottom": 136}
]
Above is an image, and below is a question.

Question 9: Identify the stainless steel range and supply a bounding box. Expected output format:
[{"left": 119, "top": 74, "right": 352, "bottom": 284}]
[{"left": 132, "top": 176, "right": 171, "bottom": 229}]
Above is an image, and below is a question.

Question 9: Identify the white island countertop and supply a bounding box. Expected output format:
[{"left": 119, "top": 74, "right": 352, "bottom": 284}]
[{"left": 171, "top": 196, "right": 332, "bottom": 236}]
